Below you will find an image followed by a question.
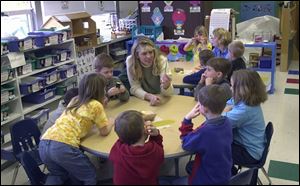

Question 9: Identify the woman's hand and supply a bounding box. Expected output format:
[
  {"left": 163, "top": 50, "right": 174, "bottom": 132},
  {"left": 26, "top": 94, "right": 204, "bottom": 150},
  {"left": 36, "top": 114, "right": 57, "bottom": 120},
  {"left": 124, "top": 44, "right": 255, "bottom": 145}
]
[
  {"left": 160, "top": 74, "right": 171, "bottom": 89},
  {"left": 145, "top": 93, "right": 161, "bottom": 106}
]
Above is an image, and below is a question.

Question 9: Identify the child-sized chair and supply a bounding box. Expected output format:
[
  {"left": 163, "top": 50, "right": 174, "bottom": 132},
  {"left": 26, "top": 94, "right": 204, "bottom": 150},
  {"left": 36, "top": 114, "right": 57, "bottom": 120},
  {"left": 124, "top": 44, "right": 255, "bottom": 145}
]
[{"left": 229, "top": 168, "right": 257, "bottom": 185}]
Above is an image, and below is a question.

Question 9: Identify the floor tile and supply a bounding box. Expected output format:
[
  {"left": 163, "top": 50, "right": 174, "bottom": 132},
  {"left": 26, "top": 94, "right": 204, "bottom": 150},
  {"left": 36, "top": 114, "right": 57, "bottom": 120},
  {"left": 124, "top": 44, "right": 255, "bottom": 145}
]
[{"left": 268, "top": 160, "right": 299, "bottom": 182}]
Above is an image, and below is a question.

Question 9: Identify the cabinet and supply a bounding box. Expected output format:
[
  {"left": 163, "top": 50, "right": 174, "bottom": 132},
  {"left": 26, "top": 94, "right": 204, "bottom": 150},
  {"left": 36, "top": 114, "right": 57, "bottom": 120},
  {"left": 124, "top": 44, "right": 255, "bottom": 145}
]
[
  {"left": 1, "top": 39, "right": 77, "bottom": 168},
  {"left": 244, "top": 42, "right": 276, "bottom": 94},
  {"left": 94, "top": 35, "right": 132, "bottom": 70}
]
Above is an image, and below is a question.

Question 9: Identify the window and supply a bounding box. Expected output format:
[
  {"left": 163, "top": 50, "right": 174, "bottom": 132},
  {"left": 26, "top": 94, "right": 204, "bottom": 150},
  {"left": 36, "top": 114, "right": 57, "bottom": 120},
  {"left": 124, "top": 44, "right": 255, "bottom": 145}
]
[{"left": 1, "top": 1, "right": 35, "bottom": 38}]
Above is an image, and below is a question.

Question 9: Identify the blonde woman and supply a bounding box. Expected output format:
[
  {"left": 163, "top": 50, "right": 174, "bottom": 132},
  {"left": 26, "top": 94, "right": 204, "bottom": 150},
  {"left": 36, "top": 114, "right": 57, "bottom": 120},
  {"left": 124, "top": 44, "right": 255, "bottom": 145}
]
[{"left": 126, "top": 36, "right": 173, "bottom": 106}]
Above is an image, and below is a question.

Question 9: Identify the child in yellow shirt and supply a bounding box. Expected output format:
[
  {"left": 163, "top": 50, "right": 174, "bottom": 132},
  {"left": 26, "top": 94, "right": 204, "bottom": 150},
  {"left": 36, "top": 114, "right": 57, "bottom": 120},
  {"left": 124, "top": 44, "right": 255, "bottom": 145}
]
[
  {"left": 184, "top": 26, "right": 212, "bottom": 66},
  {"left": 39, "top": 73, "right": 114, "bottom": 185}
]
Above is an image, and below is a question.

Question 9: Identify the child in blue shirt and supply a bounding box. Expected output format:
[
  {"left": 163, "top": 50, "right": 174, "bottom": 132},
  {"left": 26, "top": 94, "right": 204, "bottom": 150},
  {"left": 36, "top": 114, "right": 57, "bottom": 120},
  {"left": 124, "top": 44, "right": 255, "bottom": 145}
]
[
  {"left": 223, "top": 69, "right": 268, "bottom": 184},
  {"left": 183, "top": 49, "right": 214, "bottom": 85},
  {"left": 210, "top": 28, "right": 232, "bottom": 59},
  {"left": 179, "top": 84, "right": 233, "bottom": 185}
]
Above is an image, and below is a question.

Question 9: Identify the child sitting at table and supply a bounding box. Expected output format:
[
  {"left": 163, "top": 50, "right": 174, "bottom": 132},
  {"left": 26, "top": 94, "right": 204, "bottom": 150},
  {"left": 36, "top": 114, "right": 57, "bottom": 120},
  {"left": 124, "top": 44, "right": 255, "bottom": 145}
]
[
  {"left": 211, "top": 28, "right": 232, "bottom": 59},
  {"left": 179, "top": 84, "right": 233, "bottom": 185},
  {"left": 184, "top": 26, "right": 212, "bottom": 65},
  {"left": 39, "top": 73, "right": 114, "bottom": 185},
  {"left": 183, "top": 49, "right": 215, "bottom": 85},
  {"left": 94, "top": 53, "right": 130, "bottom": 103},
  {"left": 41, "top": 87, "right": 78, "bottom": 135},
  {"left": 194, "top": 57, "right": 232, "bottom": 101},
  {"left": 109, "top": 110, "right": 164, "bottom": 185},
  {"left": 227, "top": 40, "right": 246, "bottom": 81}
]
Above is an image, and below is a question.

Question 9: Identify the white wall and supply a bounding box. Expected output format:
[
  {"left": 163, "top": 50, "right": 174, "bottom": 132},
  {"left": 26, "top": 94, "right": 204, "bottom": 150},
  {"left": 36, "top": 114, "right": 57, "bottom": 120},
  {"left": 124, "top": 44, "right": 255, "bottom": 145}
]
[{"left": 118, "top": 1, "right": 138, "bottom": 18}]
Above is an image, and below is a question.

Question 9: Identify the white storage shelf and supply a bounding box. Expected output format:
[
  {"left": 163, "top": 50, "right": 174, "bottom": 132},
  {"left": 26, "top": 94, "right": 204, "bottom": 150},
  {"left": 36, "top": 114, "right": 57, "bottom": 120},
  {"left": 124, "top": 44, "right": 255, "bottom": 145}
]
[{"left": 1, "top": 39, "right": 77, "bottom": 146}]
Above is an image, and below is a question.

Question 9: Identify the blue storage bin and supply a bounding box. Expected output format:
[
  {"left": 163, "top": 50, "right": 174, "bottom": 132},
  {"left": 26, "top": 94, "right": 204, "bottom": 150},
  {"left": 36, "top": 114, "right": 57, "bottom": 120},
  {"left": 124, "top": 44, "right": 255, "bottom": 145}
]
[
  {"left": 25, "top": 108, "right": 50, "bottom": 128},
  {"left": 29, "top": 31, "right": 59, "bottom": 48},
  {"left": 35, "top": 69, "right": 58, "bottom": 85},
  {"left": 1, "top": 41, "right": 9, "bottom": 55},
  {"left": 259, "top": 56, "right": 272, "bottom": 68},
  {"left": 22, "top": 87, "right": 56, "bottom": 104},
  {"left": 58, "top": 64, "right": 77, "bottom": 79},
  {"left": 19, "top": 76, "right": 45, "bottom": 95}
]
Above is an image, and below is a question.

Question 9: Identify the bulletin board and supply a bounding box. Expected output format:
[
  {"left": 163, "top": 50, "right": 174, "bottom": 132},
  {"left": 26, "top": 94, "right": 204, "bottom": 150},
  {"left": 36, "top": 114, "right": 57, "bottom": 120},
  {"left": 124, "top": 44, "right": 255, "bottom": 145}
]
[
  {"left": 240, "top": 1, "right": 275, "bottom": 22},
  {"left": 138, "top": 1, "right": 212, "bottom": 39}
]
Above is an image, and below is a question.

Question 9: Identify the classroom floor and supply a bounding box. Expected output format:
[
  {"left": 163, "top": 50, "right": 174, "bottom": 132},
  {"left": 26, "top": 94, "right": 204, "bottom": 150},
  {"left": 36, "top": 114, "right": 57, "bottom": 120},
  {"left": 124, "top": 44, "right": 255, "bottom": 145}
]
[{"left": 1, "top": 60, "right": 299, "bottom": 185}]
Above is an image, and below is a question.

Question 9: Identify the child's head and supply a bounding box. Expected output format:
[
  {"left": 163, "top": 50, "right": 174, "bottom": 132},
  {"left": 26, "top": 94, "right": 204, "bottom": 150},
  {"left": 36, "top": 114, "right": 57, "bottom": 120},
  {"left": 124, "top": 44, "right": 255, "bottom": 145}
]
[
  {"left": 205, "top": 57, "right": 232, "bottom": 80},
  {"left": 231, "top": 69, "right": 268, "bottom": 106},
  {"left": 197, "top": 84, "right": 228, "bottom": 115},
  {"left": 228, "top": 41, "right": 245, "bottom": 60},
  {"left": 114, "top": 110, "right": 145, "bottom": 145},
  {"left": 194, "top": 26, "right": 209, "bottom": 44},
  {"left": 63, "top": 88, "right": 78, "bottom": 106},
  {"left": 211, "top": 28, "right": 232, "bottom": 48},
  {"left": 94, "top": 53, "right": 114, "bottom": 79},
  {"left": 198, "top": 49, "right": 215, "bottom": 67},
  {"left": 67, "top": 73, "right": 106, "bottom": 112}
]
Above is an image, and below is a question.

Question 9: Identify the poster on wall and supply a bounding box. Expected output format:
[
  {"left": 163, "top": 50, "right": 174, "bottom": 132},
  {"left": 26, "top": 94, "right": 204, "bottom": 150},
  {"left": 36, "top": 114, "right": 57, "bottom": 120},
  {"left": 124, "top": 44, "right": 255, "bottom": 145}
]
[
  {"left": 172, "top": 9, "right": 186, "bottom": 35},
  {"left": 164, "top": 1, "right": 173, "bottom": 12},
  {"left": 140, "top": 1, "right": 152, "bottom": 12},
  {"left": 208, "top": 9, "right": 231, "bottom": 39},
  {"left": 240, "top": 1, "right": 275, "bottom": 22},
  {"left": 151, "top": 7, "right": 164, "bottom": 26},
  {"left": 189, "top": 1, "right": 201, "bottom": 13}
]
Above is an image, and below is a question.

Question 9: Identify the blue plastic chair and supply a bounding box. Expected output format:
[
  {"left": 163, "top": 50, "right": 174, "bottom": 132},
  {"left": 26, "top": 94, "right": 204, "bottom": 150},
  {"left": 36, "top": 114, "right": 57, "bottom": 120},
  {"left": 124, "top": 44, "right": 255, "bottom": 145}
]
[
  {"left": 9, "top": 118, "right": 43, "bottom": 185},
  {"left": 20, "top": 151, "right": 47, "bottom": 185},
  {"left": 237, "top": 122, "right": 274, "bottom": 185},
  {"left": 229, "top": 168, "right": 256, "bottom": 185}
]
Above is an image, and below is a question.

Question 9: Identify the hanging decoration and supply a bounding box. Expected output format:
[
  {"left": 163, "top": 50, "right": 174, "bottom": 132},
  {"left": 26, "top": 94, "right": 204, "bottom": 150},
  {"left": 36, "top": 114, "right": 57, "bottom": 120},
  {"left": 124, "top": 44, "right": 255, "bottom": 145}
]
[
  {"left": 189, "top": 1, "right": 201, "bottom": 13},
  {"left": 172, "top": 9, "right": 186, "bottom": 35},
  {"left": 151, "top": 7, "right": 164, "bottom": 26},
  {"left": 164, "top": 1, "right": 173, "bottom": 12},
  {"left": 140, "top": 1, "right": 152, "bottom": 12}
]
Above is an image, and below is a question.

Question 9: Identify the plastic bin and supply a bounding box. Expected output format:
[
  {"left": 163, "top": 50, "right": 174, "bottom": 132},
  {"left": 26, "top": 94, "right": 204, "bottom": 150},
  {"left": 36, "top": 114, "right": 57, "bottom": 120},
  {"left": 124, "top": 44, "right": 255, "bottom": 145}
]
[
  {"left": 18, "top": 37, "right": 34, "bottom": 51},
  {"left": 1, "top": 66, "right": 14, "bottom": 83},
  {"left": 16, "top": 59, "right": 36, "bottom": 76},
  {"left": 1, "top": 105, "right": 9, "bottom": 122},
  {"left": 2, "top": 36, "right": 33, "bottom": 52},
  {"left": 58, "top": 64, "right": 77, "bottom": 79},
  {"left": 19, "top": 76, "right": 45, "bottom": 95},
  {"left": 1, "top": 41, "right": 9, "bottom": 55},
  {"left": 132, "top": 25, "right": 162, "bottom": 41},
  {"left": 56, "top": 77, "right": 78, "bottom": 95},
  {"left": 25, "top": 108, "right": 50, "bottom": 128},
  {"left": 29, "top": 31, "right": 59, "bottom": 48},
  {"left": 23, "top": 87, "right": 56, "bottom": 104},
  {"left": 34, "top": 55, "right": 56, "bottom": 69},
  {"left": 35, "top": 69, "right": 58, "bottom": 85},
  {"left": 54, "top": 49, "right": 72, "bottom": 62},
  {"left": 1, "top": 85, "right": 15, "bottom": 104},
  {"left": 56, "top": 29, "right": 72, "bottom": 41},
  {"left": 259, "top": 56, "right": 272, "bottom": 68}
]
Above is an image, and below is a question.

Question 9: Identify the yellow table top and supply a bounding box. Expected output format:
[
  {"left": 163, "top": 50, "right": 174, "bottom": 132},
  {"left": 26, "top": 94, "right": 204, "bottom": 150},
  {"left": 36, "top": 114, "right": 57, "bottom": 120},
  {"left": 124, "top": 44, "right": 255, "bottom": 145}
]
[
  {"left": 80, "top": 95, "right": 204, "bottom": 159},
  {"left": 169, "top": 62, "right": 197, "bottom": 88}
]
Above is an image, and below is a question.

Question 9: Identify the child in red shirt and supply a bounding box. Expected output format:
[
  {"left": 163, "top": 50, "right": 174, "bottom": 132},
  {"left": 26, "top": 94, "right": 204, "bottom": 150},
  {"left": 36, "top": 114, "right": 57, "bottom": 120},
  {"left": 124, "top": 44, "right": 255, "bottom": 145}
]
[{"left": 109, "top": 110, "right": 164, "bottom": 185}]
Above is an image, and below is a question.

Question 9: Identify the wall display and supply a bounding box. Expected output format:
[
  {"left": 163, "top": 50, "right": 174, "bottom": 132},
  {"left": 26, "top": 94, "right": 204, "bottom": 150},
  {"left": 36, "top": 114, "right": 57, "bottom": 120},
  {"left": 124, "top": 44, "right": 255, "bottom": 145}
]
[
  {"left": 240, "top": 2, "right": 275, "bottom": 22},
  {"left": 164, "top": 1, "right": 173, "bottom": 12},
  {"left": 190, "top": 1, "right": 201, "bottom": 13},
  {"left": 151, "top": 7, "right": 164, "bottom": 26},
  {"left": 140, "top": 1, "right": 152, "bottom": 12},
  {"left": 172, "top": 9, "right": 186, "bottom": 36},
  {"left": 138, "top": 1, "right": 212, "bottom": 39}
]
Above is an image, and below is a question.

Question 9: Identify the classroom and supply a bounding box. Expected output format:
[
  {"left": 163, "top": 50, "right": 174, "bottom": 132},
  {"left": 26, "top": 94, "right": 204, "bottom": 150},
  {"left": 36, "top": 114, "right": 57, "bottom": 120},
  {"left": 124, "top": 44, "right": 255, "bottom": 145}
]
[{"left": 1, "top": 1, "right": 299, "bottom": 185}]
